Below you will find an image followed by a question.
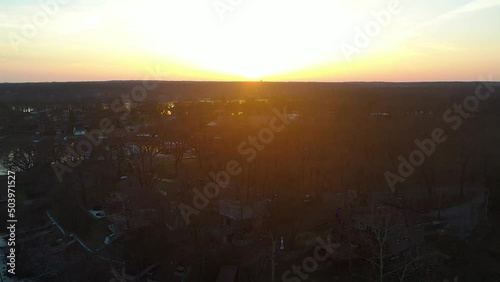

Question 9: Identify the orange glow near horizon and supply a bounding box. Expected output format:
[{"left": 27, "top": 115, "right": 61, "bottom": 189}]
[{"left": 0, "top": 0, "right": 499, "bottom": 82}]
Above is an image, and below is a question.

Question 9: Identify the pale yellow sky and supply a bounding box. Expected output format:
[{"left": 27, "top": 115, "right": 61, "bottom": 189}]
[{"left": 0, "top": 0, "right": 499, "bottom": 82}]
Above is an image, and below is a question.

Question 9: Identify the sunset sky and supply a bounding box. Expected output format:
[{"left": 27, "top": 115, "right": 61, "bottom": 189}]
[{"left": 0, "top": 0, "right": 499, "bottom": 82}]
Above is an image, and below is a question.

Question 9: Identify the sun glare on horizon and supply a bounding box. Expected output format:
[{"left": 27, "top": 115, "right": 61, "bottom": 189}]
[{"left": 0, "top": 0, "right": 499, "bottom": 82}]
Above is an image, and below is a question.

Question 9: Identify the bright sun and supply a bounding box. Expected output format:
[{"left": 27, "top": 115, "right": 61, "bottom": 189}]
[{"left": 133, "top": 0, "right": 358, "bottom": 80}]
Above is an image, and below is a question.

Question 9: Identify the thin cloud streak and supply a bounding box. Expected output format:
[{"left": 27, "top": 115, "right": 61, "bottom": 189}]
[{"left": 400, "top": 0, "right": 500, "bottom": 38}]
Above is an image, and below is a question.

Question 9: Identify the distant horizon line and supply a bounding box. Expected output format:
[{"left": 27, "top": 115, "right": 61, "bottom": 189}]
[{"left": 1, "top": 79, "right": 499, "bottom": 84}]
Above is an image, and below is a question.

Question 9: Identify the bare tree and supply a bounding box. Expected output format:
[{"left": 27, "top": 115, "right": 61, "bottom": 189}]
[
  {"left": 3, "top": 142, "right": 61, "bottom": 172},
  {"left": 109, "top": 263, "right": 159, "bottom": 282},
  {"left": 419, "top": 154, "right": 437, "bottom": 199},
  {"left": 3, "top": 145, "right": 40, "bottom": 171},
  {"left": 458, "top": 135, "right": 477, "bottom": 199},
  {"left": 129, "top": 144, "right": 164, "bottom": 191},
  {"left": 394, "top": 243, "right": 447, "bottom": 282},
  {"left": 350, "top": 212, "right": 404, "bottom": 282},
  {"left": 254, "top": 229, "right": 280, "bottom": 282}
]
